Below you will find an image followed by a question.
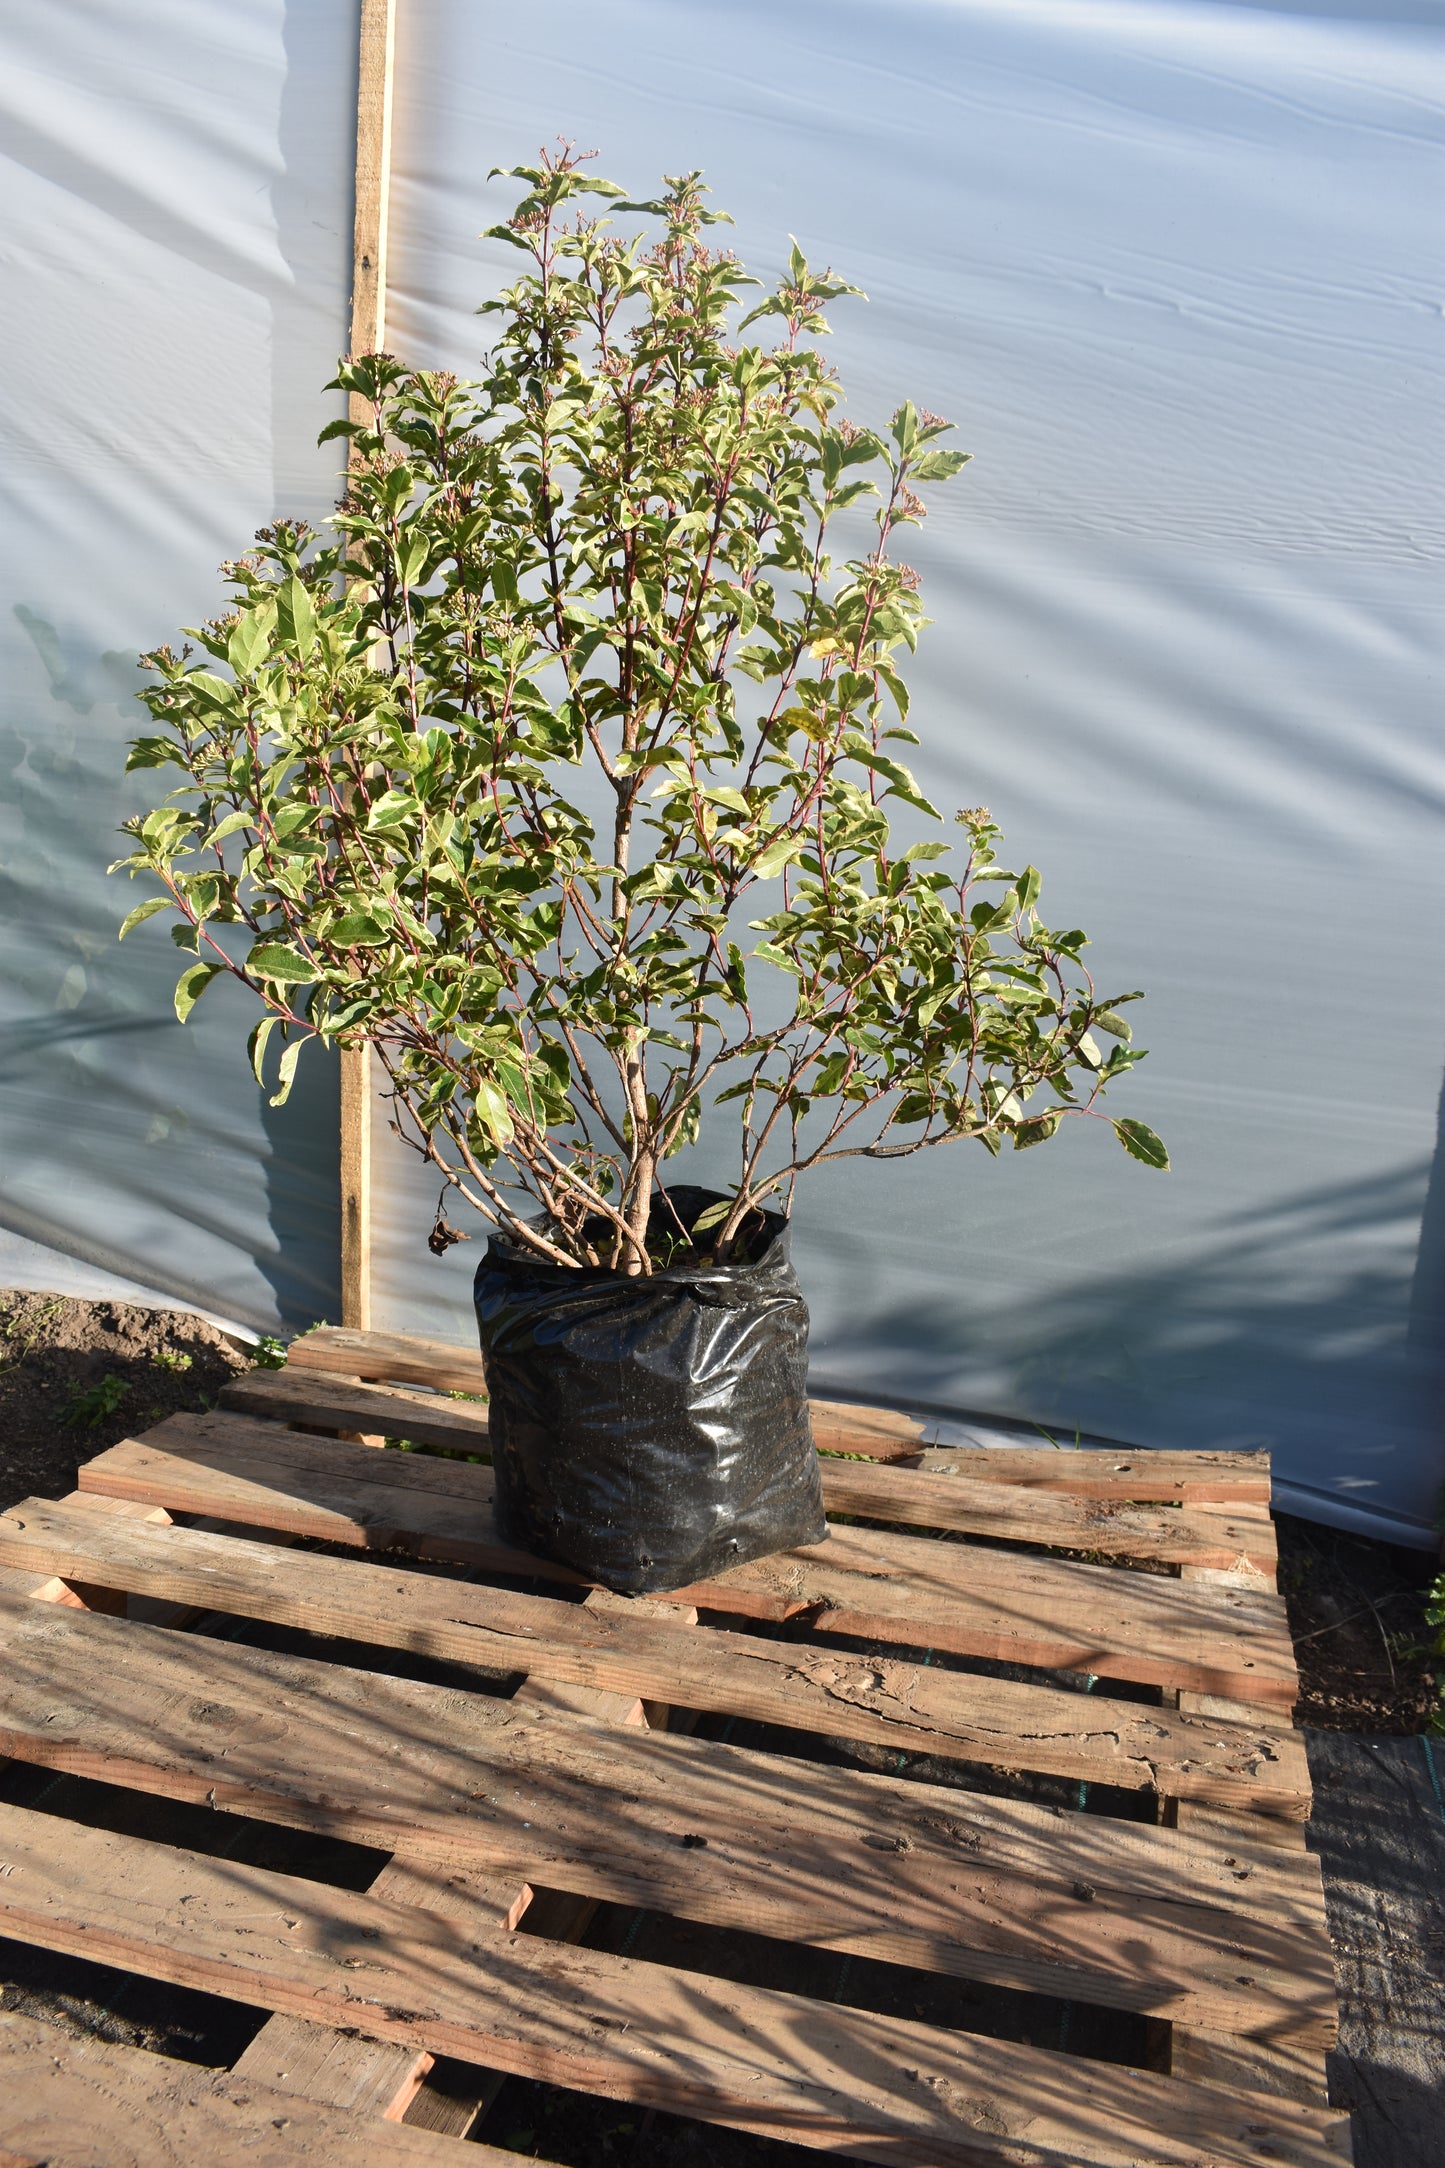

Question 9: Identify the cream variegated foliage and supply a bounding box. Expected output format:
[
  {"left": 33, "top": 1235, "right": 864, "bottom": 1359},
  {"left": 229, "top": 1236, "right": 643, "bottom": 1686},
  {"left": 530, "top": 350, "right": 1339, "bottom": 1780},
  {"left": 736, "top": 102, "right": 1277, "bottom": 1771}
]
[{"left": 116, "top": 150, "right": 1164, "bottom": 1274}]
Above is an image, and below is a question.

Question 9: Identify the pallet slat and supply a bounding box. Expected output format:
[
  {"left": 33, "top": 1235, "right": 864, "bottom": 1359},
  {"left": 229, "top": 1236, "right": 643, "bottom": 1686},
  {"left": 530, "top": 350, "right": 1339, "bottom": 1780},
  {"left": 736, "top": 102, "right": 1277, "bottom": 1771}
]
[
  {"left": 281, "top": 1329, "right": 1276, "bottom": 1497},
  {"left": 907, "top": 1444, "right": 1272, "bottom": 1503},
  {"left": 0, "top": 1804, "right": 1347, "bottom": 2168},
  {"left": 0, "top": 2012, "right": 523, "bottom": 2165},
  {"left": 0, "top": 1586, "right": 1332, "bottom": 2040},
  {"left": 223, "top": 1371, "right": 1275, "bottom": 1571},
  {"left": 0, "top": 1494, "right": 1310, "bottom": 1810},
  {"left": 78, "top": 1413, "right": 1298, "bottom": 1704}
]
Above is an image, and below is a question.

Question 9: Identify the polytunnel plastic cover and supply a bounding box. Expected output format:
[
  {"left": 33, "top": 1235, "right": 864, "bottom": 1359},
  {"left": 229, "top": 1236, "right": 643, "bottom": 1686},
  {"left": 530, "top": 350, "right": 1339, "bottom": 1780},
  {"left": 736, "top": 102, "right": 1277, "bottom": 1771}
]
[{"left": 1, "top": 0, "right": 1442, "bottom": 1545}]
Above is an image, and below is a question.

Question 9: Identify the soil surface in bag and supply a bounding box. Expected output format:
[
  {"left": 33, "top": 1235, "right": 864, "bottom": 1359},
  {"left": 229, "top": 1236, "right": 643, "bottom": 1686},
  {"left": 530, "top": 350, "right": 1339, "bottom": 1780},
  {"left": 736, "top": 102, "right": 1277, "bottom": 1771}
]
[{"left": 473, "top": 1187, "right": 828, "bottom": 1593}]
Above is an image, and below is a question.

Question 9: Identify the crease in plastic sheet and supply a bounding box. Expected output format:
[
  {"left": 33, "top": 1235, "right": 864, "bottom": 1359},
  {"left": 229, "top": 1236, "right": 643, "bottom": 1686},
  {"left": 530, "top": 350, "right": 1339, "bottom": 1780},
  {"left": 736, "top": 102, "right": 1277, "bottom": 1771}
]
[
  {"left": 0, "top": 0, "right": 358, "bottom": 1332},
  {"left": 370, "top": 0, "right": 1445, "bottom": 1545}
]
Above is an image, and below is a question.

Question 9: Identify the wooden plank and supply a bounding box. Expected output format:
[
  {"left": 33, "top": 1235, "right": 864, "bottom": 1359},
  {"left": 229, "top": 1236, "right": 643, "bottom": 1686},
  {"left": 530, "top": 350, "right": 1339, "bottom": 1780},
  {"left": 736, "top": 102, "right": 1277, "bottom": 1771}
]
[
  {"left": 817, "top": 1464, "right": 1275, "bottom": 1571},
  {"left": 287, "top": 1326, "right": 488, "bottom": 1394},
  {"left": 339, "top": 0, "right": 397, "bottom": 1335},
  {"left": 908, "top": 1443, "right": 1272, "bottom": 1504},
  {"left": 222, "top": 1371, "right": 1276, "bottom": 1571},
  {"left": 234, "top": 1858, "right": 532, "bottom": 2127},
  {"left": 281, "top": 1327, "right": 928, "bottom": 1458},
  {"left": 235, "top": 1616, "right": 653, "bottom": 2137},
  {"left": 1172, "top": 1687, "right": 1309, "bottom": 1853},
  {"left": 339, "top": 1047, "right": 373, "bottom": 1335},
  {"left": 280, "top": 1330, "right": 1277, "bottom": 1496},
  {"left": 77, "top": 1414, "right": 1299, "bottom": 1704},
  {"left": 0, "top": 2012, "right": 520, "bottom": 2166},
  {"left": 1170, "top": 2027, "right": 1338, "bottom": 2117},
  {"left": 0, "top": 1491, "right": 173, "bottom": 1611},
  {"left": 808, "top": 1395, "right": 931, "bottom": 1459},
  {"left": 0, "top": 1804, "right": 1349, "bottom": 2168},
  {"left": 349, "top": 0, "right": 396, "bottom": 361},
  {"left": 233, "top": 2018, "right": 434, "bottom": 2125},
  {"left": 9, "top": 1491, "right": 1309, "bottom": 1809},
  {"left": 0, "top": 1591, "right": 1332, "bottom": 2039},
  {"left": 1167, "top": 1581, "right": 1338, "bottom": 2131}
]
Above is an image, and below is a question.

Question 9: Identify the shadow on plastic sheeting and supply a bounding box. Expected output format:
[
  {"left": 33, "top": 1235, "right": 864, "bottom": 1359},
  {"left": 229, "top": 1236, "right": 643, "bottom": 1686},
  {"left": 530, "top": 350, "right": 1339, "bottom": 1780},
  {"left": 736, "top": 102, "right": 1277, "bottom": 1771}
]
[
  {"left": 256, "top": 1035, "right": 342, "bottom": 1336},
  {"left": 809, "top": 1157, "right": 1445, "bottom": 1541}
]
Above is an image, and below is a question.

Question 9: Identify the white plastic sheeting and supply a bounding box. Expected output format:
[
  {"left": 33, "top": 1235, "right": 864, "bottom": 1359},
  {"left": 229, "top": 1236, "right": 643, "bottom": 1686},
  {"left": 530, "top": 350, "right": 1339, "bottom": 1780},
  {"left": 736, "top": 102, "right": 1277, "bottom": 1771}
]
[
  {"left": 374, "top": 0, "right": 1445, "bottom": 1545},
  {"left": 0, "top": 0, "right": 357, "bottom": 1331},
  {"left": 1, "top": 2, "right": 1441, "bottom": 1541}
]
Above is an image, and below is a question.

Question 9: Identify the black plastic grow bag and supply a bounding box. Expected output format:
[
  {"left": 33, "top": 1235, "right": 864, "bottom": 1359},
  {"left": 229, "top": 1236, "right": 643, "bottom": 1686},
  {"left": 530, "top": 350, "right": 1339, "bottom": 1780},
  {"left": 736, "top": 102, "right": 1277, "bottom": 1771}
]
[{"left": 473, "top": 1186, "right": 827, "bottom": 1593}]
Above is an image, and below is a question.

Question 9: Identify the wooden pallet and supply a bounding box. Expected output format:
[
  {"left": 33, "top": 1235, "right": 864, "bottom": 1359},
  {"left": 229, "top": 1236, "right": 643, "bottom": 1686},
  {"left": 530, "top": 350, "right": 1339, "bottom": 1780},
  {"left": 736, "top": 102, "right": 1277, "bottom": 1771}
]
[{"left": 0, "top": 1326, "right": 1350, "bottom": 2166}]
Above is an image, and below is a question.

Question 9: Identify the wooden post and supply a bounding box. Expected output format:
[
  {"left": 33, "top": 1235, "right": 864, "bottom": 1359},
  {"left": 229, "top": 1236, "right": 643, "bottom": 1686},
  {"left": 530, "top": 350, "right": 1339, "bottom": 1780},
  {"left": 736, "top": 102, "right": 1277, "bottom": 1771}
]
[{"left": 339, "top": 0, "right": 397, "bottom": 1332}]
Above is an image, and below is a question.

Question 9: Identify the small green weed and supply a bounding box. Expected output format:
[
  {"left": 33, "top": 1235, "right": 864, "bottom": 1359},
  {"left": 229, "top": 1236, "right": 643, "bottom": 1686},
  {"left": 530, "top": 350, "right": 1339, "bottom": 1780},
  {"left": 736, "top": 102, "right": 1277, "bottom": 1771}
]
[
  {"left": 0, "top": 1295, "right": 63, "bottom": 1375},
  {"left": 63, "top": 1374, "right": 130, "bottom": 1428},
  {"left": 252, "top": 1335, "right": 287, "bottom": 1370},
  {"left": 153, "top": 1347, "right": 192, "bottom": 1373}
]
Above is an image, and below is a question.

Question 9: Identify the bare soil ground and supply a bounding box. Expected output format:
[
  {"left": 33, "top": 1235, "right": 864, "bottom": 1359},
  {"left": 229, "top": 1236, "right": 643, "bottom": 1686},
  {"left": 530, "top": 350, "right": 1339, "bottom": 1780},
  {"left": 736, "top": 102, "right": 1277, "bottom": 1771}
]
[
  {"left": 0, "top": 1289, "right": 248, "bottom": 1514},
  {"left": 0, "top": 1288, "right": 1439, "bottom": 2163}
]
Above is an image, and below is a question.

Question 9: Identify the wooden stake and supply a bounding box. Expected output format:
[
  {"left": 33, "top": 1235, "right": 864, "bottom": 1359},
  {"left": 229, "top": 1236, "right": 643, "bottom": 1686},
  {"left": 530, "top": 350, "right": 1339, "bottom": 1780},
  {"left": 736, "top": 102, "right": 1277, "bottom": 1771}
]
[{"left": 339, "top": 0, "right": 397, "bottom": 1332}]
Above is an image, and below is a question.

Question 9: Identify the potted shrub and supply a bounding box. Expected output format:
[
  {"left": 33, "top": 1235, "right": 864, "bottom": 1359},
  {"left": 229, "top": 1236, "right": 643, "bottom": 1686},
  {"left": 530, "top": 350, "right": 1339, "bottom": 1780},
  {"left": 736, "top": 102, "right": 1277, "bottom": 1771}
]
[{"left": 115, "top": 150, "right": 1166, "bottom": 1592}]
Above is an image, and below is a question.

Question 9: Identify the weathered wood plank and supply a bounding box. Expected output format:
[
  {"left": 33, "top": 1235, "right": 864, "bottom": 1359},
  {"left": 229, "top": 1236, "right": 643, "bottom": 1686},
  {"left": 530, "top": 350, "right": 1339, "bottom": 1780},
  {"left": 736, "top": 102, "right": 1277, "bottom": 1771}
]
[
  {"left": 222, "top": 1371, "right": 1275, "bottom": 1570},
  {"left": 817, "top": 1462, "right": 1274, "bottom": 1569},
  {"left": 1170, "top": 2026, "right": 1338, "bottom": 2117},
  {"left": 78, "top": 1415, "right": 1298, "bottom": 1704},
  {"left": 233, "top": 2017, "right": 434, "bottom": 2125},
  {"left": 0, "top": 1589, "right": 1331, "bottom": 2039},
  {"left": 234, "top": 1857, "right": 532, "bottom": 2127},
  {"left": 281, "top": 1329, "right": 1277, "bottom": 1497},
  {"left": 284, "top": 1327, "right": 930, "bottom": 1459},
  {"left": 235, "top": 1598, "right": 661, "bottom": 2137},
  {"left": 0, "top": 1805, "right": 1349, "bottom": 2168},
  {"left": 0, "top": 2012, "right": 520, "bottom": 2165},
  {"left": 908, "top": 1444, "right": 1272, "bottom": 1504},
  {"left": 286, "top": 1325, "right": 489, "bottom": 1393},
  {"left": 3, "top": 1494, "right": 1309, "bottom": 1808}
]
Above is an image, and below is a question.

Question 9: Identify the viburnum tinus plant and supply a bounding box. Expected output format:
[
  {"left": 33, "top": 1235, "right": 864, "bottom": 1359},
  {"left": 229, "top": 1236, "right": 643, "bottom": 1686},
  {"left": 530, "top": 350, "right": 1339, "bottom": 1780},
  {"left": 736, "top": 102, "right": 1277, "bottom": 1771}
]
[{"left": 116, "top": 148, "right": 1166, "bottom": 1276}]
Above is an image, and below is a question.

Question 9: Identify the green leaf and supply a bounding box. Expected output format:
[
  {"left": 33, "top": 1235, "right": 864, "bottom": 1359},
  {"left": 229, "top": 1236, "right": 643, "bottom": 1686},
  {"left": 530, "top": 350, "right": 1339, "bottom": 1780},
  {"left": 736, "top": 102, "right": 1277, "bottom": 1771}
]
[
  {"left": 890, "top": 402, "right": 919, "bottom": 458},
  {"left": 187, "top": 671, "right": 236, "bottom": 712},
  {"left": 328, "top": 912, "right": 390, "bottom": 947},
  {"left": 1012, "top": 1113, "right": 1061, "bottom": 1149},
  {"left": 246, "top": 942, "right": 317, "bottom": 983},
  {"left": 247, "top": 1015, "right": 280, "bottom": 1086},
  {"left": 752, "top": 832, "right": 804, "bottom": 880},
  {"left": 1095, "top": 1009, "right": 1134, "bottom": 1043},
  {"left": 472, "top": 1077, "right": 515, "bottom": 1145},
  {"left": 228, "top": 601, "right": 277, "bottom": 678},
  {"left": 173, "top": 959, "right": 223, "bottom": 1022},
  {"left": 704, "top": 786, "right": 752, "bottom": 818},
  {"left": 908, "top": 449, "right": 971, "bottom": 481},
  {"left": 124, "top": 736, "right": 184, "bottom": 772},
  {"left": 689, "top": 1197, "right": 733, "bottom": 1236},
  {"left": 270, "top": 1036, "right": 303, "bottom": 1107},
  {"left": 118, "top": 895, "right": 170, "bottom": 941},
  {"left": 1113, "top": 1118, "right": 1170, "bottom": 1170},
  {"left": 277, "top": 575, "right": 316, "bottom": 659},
  {"left": 365, "top": 790, "right": 420, "bottom": 831}
]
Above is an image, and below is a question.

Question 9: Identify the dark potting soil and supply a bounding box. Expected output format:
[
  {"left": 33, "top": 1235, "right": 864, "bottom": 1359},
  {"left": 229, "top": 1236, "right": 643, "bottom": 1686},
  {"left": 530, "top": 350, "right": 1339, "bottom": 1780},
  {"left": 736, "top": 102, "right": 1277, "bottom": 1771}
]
[{"left": 0, "top": 1287, "right": 1439, "bottom": 2161}]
